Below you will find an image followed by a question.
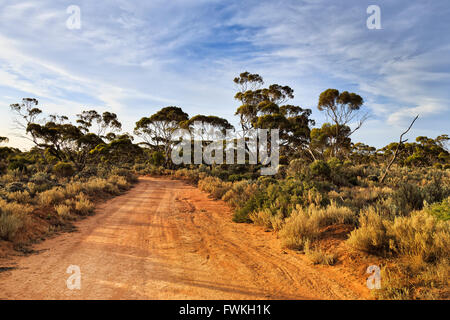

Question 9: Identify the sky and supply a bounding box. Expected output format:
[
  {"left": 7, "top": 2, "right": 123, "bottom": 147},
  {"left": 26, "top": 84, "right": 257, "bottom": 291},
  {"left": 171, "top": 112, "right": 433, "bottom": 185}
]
[{"left": 0, "top": 0, "right": 449, "bottom": 150}]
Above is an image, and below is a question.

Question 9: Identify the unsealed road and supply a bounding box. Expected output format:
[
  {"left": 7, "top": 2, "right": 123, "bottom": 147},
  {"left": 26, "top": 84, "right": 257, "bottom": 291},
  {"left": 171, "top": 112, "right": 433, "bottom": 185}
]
[{"left": 0, "top": 177, "right": 368, "bottom": 299}]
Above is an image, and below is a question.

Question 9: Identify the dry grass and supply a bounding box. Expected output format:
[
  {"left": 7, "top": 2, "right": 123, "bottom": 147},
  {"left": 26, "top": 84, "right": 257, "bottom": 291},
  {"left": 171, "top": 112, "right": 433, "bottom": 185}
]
[
  {"left": 198, "top": 176, "right": 232, "bottom": 200},
  {"left": 249, "top": 209, "right": 284, "bottom": 231},
  {"left": 55, "top": 204, "right": 72, "bottom": 218},
  {"left": 0, "top": 199, "right": 32, "bottom": 241},
  {"left": 308, "top": 202, "right": 356, "bottom": 227},
  {"left": 74, "top": 193, "right": 94, "bottom": 216},
  {"left": 222, "top": 180, "right": 258, "bottom": 208},
  {"left": 0, "top": 213, "right": 24, "bottom": 241},
  {"left": 304, "top": 240, "right": 337, "bottom": 265},
  {"left": 63, "top": 182, "right": 83, "bottom": 198},
  {"left": 388, "top": 211, "right": 449, "bottom": 262},
  {"left": 107, "top": 175, "right": 129, "bottom": 190},
  {"left": 280, "top": 203, "right": 357, "bottom": 250},
  {"left": 83, "top": 178, "right": 108, "bottom": 195},
  {"left": 348, "top": 208, "right": 450, "bottom": 299},
  {"left": 279, "top": 206, "right": 320, "bottom": 250},
  {"left": 38, "top": 187, "right": 65, "bottom": 206},
  {"left": 7, "top": 191, "right": 32, "bottom": 204},
  {"left": 0, "top": 199, "right": 34, "bottom": 216},
  {"left": 347, "top": 208, "right": 389, "bottom": 254}
]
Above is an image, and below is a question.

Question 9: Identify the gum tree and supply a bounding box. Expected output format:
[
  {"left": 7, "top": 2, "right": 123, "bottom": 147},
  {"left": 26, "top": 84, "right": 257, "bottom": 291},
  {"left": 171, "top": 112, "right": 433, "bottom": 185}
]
[{"left": 317, "top": 89, "right": 366, "bottom": 157}]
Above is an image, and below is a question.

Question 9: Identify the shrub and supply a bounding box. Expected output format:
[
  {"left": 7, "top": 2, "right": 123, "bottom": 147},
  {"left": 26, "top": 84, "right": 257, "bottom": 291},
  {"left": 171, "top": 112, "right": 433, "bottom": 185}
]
[
  {"left": 7, "top": 191, "right": 32, "bottom": 204},
  {"left": 83, "top": 178, "right": 108, "bottom": 195},
  {"left": 110, "top": 168, "right": 138, "bottom": 183},
  {"left": 279, "top": 206, "right": 320, "bottom": 250},
  {"left": 309, "top": 160, "right": 331, "bottom": 178},
  {"left": 0, "top": 213, "right": 24, "bottom": 241},
  {"left": 391, "top": 183, "right": 424, "bottom": 215},
  {"left": 38, "top": 187, "right": 65, "bottom": 206},
  {"left": 249, "top": 209, "right": 284, "bottom": 231},
  {"left": 63, "top": 182, "right": 84, "bottom": 198},
  {"left": 232, "top": 191, "right": 265, "bottom": 223},
  {"left": 53, "top": 161, "right": 76, "bottom": 178},
  {"left": 74, "top": 193, "right": 94, "bottom": 216},
  {"left": 308, "top": 202, "right": 356, "bottom": 227},
  {"left": 348, "top": 207, "right": 450, "bottom": 263},
  {"left": 55, "top": 204, "right": 72, "bottom": 218},
  {"left": 347, "top": 208, "right": 389, "bottom": 254},
  {"left": 286, "top": 158, "right": 308, "bottom": 177},
  {"left": 6, "top": 182, "right": 27, "bottom": 193},
  {"left": 150, "top": 151, "right": 165, "bottom": 166},
  {"left": 0, "top": 199, "right": 32, "bottom": 241},
  {"left": 422, "top": 176, "right": 449, "bottom": 205},
  {"left": 198, "top": 176, "right": 232, "bottom": 200},
  {"left": 426, "top": 197, "right": 450, "bottom": 221},
  {"left": 387, "top": 211, "right": 449, "bottom": 263},
  {"left": 0, "top": 199, "right": 33, "bottom": 216},
  {"left": 30, "top": 172, "right": 52, "bottom": 185},
  {"left": 108, "top": 175, "right": 129, "bottom": 190},
  {"left": 222, "top": 180, "right": 257, "bottom": 208}
]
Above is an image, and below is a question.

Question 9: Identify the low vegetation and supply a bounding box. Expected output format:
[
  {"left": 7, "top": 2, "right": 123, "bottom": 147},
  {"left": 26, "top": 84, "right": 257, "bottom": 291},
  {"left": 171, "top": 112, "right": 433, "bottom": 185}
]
[{"left": 1, "top": 72, "right": 448, "bottom": 300}]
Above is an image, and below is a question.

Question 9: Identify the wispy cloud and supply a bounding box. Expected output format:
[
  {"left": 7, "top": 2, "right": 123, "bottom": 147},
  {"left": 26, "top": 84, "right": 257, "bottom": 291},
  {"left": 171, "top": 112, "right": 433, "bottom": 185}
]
[{"left": 0, "top": 0, "right": 448, "bottom": 149}]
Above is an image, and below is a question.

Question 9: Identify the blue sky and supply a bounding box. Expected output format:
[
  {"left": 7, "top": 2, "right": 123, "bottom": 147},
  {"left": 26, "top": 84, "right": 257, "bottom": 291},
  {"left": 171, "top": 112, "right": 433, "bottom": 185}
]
[{"left": 0, "top": 0, "right": 449, "bottom": 149}]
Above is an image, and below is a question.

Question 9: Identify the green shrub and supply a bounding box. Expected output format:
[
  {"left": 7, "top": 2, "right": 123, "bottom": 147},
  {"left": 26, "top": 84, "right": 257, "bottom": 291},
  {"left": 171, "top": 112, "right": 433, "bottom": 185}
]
[
  {"left": 309, "top": 160, "right": 331, "bottom": 178},
  {"left": 53, "top": 162, "right": 76, "bottom": 178},
  {"left": 222, "top": 180, "right": 257, "bottom": 208},
  {"left": 391, "top": 183, "right": 424, "bottom": 215},
  {"left": 426, "top": 197, "right": 450, "bottom": 221},
  {"left": 232, "top": 191, "right": 265, "bottom": 223},
  {"left": 150, "top": 151, "right": 165, "bottom": 166},
  {"left": 30, "top": 172, "right": 52, "bottom": 185}
]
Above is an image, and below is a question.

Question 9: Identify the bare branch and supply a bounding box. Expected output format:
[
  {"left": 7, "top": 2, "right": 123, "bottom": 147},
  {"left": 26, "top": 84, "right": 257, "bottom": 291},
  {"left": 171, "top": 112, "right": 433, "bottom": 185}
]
[{"left": 380, "top": 115, "right": 419, "bottom": 183}]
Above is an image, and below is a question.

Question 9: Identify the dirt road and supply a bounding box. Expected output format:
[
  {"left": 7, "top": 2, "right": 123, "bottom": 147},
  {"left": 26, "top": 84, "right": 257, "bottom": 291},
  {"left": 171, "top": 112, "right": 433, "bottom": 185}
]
[{"left": 0, "top": 177, "right": 369, "bottom": 300}]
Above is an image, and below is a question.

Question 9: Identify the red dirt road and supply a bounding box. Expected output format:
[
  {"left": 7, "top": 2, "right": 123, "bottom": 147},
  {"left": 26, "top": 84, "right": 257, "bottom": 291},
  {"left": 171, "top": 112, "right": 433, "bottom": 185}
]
[{"left": 0, "top": 177, "right": 369, "bottom": 300}]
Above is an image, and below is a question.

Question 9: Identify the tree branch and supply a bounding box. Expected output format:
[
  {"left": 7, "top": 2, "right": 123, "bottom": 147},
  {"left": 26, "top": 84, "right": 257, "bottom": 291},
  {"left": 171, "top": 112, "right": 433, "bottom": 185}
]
[{"left": 380, "top": 115, "right": 419, "bottom": 183}]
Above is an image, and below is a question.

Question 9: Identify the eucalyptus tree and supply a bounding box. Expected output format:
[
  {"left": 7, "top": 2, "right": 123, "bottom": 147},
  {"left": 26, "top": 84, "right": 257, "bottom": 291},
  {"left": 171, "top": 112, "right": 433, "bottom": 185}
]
[
  {"left": 233, "top": 72, "right": 314, "bottom": 159},
  {"left": 317, "top": 89, "right": 366, "bottom": 157},
  {"left": 134, "top": 106, "right": 189, "bottom": 166}
]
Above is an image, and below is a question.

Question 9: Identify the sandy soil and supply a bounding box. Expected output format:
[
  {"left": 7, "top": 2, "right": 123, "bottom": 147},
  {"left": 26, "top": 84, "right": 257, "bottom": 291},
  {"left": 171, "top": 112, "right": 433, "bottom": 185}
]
[{"left": 0, "top": 177, "right": 370, "bottom": 300}]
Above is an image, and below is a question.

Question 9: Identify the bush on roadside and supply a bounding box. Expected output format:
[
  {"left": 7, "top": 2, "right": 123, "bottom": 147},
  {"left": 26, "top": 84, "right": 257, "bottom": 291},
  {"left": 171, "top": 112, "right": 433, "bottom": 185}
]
[
  {"left": 279, "top": 206, "right": 320, "bottom": 250},
  {"left": 55, "top": 204, "right": 72, "bottom": 218},
  {"left": 38, "top": 187, "right": 65, "bottom": 206},
  {"left": 74, "top": 193, "right": 94, "bottom": 216},
  {"left": 0, "top": 199, "right": 32, "bottom": 241},
  {"left": 53, "top": 161, "right": 75, "bottom": 178}
]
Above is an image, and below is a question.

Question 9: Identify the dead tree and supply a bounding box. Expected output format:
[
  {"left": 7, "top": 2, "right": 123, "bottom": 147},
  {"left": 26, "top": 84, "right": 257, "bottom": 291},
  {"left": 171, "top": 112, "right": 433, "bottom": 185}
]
[{"left": 379, "top": 115, "right": 419, "bottom": 183}]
